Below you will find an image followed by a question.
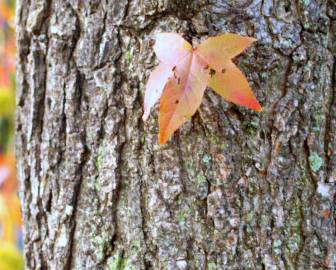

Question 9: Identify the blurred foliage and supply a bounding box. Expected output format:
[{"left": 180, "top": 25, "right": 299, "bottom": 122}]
[
  {"left": 0, "top": 242, "right": 24, "bottom": 270},
  {"left": 0, "top": 0, "right": 24, "bottom": 269},
  {"left": 0, "top": 88, "right": 15, "bottom": 117}
]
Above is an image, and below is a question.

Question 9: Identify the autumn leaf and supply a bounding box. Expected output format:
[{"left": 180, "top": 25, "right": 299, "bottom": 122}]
[
  {"left": 143, "top": 33, "right": 192, "bottom": 120},
  {"left": 0, "top": 154, "right": 17, "bottom": 195},
  {"left": 0, "top": 154, "right": 21, "bottom": 245},
  {"left": 143, "top": 33, "right": 261, "bottom": 144},
  {"left": 143, "top": 63, "right": 173, "bottom": 121},
  {"left": 0, "top": 4, "right": 14, "bottom": 23}
]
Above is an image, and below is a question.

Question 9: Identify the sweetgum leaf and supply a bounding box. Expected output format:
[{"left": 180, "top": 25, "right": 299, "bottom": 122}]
[
  {"left": 143, "top": 33, "right": 193, "bottom": 120},
  {"left": 143, "top": 63, "right": 173, "bottom": 120},
  {"left": 195, "top": 34, "right": 256, "bottom": 71},
  {"left": 207, "top": 62, "right": 262, "bottom": 111},
  {"left": 153, "top": 33, "right": 192, "bottom": 66},
  {"left": 159, "top": 53, "right": 209, "bottom": 144},
  {"left": 143, "top": 32, "right": 262, "bottom": 144}
]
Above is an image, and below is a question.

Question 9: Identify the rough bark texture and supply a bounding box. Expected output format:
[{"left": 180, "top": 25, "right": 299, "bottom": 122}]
[{"left": 16, "top": 0, "right": 336, "bottom": 269}]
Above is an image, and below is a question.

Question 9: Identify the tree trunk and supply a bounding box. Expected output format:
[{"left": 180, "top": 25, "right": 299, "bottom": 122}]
[{"left": 16, "top": 0, "right": 336, "bottom": 269}]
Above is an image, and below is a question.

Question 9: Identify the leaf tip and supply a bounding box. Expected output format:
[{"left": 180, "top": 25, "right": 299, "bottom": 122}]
[
  {"left": 158, "top": 134, "right": 167, "bottom": 145},
  {"left": 246, "top": 36, "right": 258, "bottom": 47},
  {"left": 250, "top": 37, "right": 258, "bottom": 42},
  {"left": 158, "top": 124, "right": 171, "bottom": 145},
  {"left": 255, "top": 103, "right": 263, "bottom": 112},
  {"left": 142, "top": 104, "right": 151, "bottom": 121},
  {"left": 142, "top": 112, "right": 149, "bottom": 121}
]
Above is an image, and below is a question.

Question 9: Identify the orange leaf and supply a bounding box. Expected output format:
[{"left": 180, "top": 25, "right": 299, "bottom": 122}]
[
  {"left": 195, "top": 34, "right": 256, "bottom": 71},
  {"left": 143, "top": 33, "right": 193, "bottom": 120},
  {"left": 143, "top": 63, "right": 173, "bottom": 120},
  {"left": 207, "top": 62, "right": 262, "bottom": 111},
  {"left": 0, "top": 66, "right": 11, "bottom": 89},
  {"left": 0, "top": 4, "right": 14, "bottom": 23},
  {"left": 159, "top": 53, "right": 209, "bottom": 144},
  {"left": 143, "top": 33, "right": 261, "bottom": 144},
  {"left": 0, "top": 154, "right": 16, "bottom": 194}
]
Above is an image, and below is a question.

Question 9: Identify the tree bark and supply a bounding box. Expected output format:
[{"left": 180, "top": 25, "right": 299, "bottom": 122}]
[{"left": 16, "top": 0, "right": 336, "bottom": 269}]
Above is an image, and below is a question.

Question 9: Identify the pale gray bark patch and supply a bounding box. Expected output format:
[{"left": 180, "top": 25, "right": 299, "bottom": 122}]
[{"left": 16, "top": 0, "right": 335, "bottom": 269}]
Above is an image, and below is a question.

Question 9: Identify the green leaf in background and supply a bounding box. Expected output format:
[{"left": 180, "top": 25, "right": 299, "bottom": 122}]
[
  {"left": 8, "top": 0, "right": 16, "bottom": 10},
  {"left": 0, "top": 118, "right": 11, "bottom": 152},
  {"left": 0, "top": 89, "right": 15, "bottom": 116}
]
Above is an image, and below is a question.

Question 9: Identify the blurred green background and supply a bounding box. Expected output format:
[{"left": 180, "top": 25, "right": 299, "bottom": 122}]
[{"left": 0, "top": 0, "right": 24, "bottom": 269}]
